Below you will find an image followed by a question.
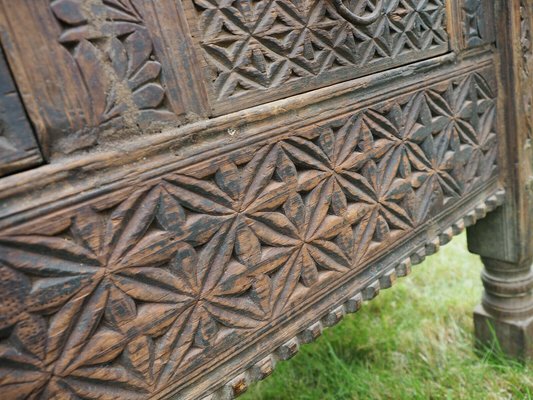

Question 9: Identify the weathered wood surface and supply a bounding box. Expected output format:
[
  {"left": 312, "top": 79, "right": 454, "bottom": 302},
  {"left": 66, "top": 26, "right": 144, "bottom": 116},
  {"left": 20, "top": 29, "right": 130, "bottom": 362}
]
[
  {"left": 467, "top": 0, "right": 533, "bottom": 360},
  {"left": 0, "top": 0, "right": 529, "bottom": 399},
  {"left": 186, "top": 0, "right": 449, "bottom": 114},
  {"left": 0, "top": 56, "right": 503, "bottom": 399},
  {"left": 0, "top": 0, "right": 208, "bottom": 158},
  {"left": 0, "top": 0, "right": 450, "bottom": 157},
  {"left": 0, "top": 46, "right": 42, "bottom": 176}
]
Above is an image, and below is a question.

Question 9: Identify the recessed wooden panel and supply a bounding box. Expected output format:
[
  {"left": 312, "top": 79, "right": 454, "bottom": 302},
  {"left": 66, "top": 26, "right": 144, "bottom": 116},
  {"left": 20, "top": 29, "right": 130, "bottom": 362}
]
[
  {"left": 0, "top": 46, "right": 42, "bottom": 176},
  {"left": 0, "top": 0, "right": 208, "bottom": 158},
  {"left": 0, "top": 61, "right": 499, "bottom": 399},
  {"left": 186, "top": 0, "right": 450, "bottom": 115},
  {"left": 458, "top": 0, "right": 495, "bottom": 49}
]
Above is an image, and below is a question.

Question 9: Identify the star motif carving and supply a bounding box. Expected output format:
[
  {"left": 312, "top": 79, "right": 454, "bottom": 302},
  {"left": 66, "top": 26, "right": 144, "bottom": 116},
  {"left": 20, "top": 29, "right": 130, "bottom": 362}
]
[
  {"left": 192, "top": 0, "right": 448, "bottom": 100},
  {"left": 0, "top": 69, "right": 499, "bottom": 399}
]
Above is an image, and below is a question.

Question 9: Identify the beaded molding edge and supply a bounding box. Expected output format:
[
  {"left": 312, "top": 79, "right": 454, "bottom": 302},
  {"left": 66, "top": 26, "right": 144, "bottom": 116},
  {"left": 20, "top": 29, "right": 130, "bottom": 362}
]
[{"left": 200, "top": 189, "right": 506, "bottom": 400}]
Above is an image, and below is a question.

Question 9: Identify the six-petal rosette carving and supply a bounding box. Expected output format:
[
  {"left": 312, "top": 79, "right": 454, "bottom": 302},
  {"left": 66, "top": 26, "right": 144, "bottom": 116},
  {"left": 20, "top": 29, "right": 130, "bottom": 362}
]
[
  {"left": 0, "top": 70, "right": 498, "bottom": 398},
  {"left": 192, "top": 0, "right": 448, "bottom": 101}
]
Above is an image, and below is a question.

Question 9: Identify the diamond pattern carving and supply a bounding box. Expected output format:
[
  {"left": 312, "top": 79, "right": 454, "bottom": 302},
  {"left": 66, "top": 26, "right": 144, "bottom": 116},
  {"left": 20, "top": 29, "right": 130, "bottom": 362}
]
[
  {"left": 191, "top": 0, "right": 448, "bottom": 104},
  {"left": 0, "top": 69, "right": 497, "bottom": 399}
]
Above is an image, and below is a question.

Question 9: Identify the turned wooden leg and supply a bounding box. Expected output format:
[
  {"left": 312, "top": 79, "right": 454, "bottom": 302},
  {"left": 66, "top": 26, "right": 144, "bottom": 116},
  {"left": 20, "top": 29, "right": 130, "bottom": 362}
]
[
  {"left": 474, "top": 257, "right": 533, "bottom": 359},
  {"left": 469, "top": 202, "right": 533, "bottom": 360},
  {"left": 468, "top": 0, "right": 533, "bottom": 360}
]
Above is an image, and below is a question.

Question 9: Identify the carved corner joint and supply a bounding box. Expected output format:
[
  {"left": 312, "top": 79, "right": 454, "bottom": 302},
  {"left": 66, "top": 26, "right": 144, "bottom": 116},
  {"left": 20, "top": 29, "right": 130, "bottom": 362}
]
[
  {"left": 331, "top": 0, "right": 384, "bottom": 25},
  {"left": 469, "top": 0, "right": 533, "bottom": 362}
]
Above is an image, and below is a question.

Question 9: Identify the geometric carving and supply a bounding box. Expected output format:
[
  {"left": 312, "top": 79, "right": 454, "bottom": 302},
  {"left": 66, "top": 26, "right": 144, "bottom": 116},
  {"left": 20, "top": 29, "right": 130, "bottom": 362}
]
[
  {"left": 0, "top": 67, "right": 498, "bottom": 399},
  {"left": 191, "top": 0, "right": 449, "bottom": 111},
  {"left": 210, "top": 190, "right": 504, "bottom": 399}
]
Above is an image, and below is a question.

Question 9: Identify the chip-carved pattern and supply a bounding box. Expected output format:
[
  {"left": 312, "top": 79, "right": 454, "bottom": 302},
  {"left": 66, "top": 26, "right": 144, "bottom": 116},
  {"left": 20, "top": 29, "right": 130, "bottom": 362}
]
[
  {"left": 0, "top": 69, "right": 497, "bottom": 399},
  {"left": 191, "top": 0, "right": 448, "bottom": 102},
  {"left": 204, "top": 188, "right": 505, "bottom": 400}
]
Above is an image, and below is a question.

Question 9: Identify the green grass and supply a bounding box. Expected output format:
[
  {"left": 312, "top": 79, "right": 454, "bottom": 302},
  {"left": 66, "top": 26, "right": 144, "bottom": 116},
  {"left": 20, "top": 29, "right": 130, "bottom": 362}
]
[{"left": 241, "top": 234, "right": 533, "bottom": 400}]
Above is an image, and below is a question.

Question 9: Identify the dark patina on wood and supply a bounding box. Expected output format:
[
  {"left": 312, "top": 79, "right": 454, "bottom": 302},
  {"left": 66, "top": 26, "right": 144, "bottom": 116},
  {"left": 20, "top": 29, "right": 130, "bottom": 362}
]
[
  {"left": 0, "top": 1, "right": 530, "bottom": 399},
  {"left": 0, "top": 46, "right": 42, "bottom": 176}
]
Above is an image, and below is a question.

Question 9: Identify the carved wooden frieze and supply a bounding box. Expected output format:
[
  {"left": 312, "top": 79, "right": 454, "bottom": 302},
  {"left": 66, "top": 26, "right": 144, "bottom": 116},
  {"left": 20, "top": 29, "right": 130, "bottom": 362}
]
[
  {"left": 187, "top": 0, "right": 449, "bottom": 114},
  {"left": 0, "top": 63, "right": 498, "bottom": 399},
  {"left": 0, "top": 47, "right": 42, "bottom": 176}
]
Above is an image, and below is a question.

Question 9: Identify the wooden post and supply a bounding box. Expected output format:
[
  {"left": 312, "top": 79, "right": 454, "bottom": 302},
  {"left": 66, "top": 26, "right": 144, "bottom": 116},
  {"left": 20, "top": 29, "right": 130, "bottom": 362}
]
[{"left": 467, "top": 0, "right": 533, "bottom": 360}]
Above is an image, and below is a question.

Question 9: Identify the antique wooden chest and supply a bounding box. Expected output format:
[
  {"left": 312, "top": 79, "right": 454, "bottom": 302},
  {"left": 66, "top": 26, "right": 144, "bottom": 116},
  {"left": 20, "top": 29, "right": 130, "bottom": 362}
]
[{"left": 0, "top": 1, "right": 531, "bottom": 399}]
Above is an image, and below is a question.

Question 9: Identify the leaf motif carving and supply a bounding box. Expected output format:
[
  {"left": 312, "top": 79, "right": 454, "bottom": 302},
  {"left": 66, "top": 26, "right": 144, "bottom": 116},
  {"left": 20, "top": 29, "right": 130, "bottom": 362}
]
[
  {"left": 74, "top": 40, "right": 112, "bottom": 123},
  {"left": 51, "top": 0, "right": 172, "bottom": 146},
  {"left": 51, "top": 0, "right": 87, "bottom": 25},
  {"left": 0, "top": 69, "right": 499, "bottom": 398}
]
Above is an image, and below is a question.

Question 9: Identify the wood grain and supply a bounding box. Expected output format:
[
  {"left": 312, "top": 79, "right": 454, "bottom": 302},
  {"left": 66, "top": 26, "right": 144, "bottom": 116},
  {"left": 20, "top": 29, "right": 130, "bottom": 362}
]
[
  {"left": 0, "top": 46, "right": 42, "bottom": 176},
  {"left": 0, "top": 0, "right": 208, "bottom": 158},
  {"left": 0, "top": 0, "right": 528, "bottom": 398},
  {"left": 186, "top": 0, "right": 450, "bottom": 115},
  {"left": 461, "top": 0, "right": 495, "bottom": 48},
  {"left": 0, "top": 62, "right": 500, "bottom": 399},
  {"left": 467, "top": 0, "right": 533, "bottom": 361}
]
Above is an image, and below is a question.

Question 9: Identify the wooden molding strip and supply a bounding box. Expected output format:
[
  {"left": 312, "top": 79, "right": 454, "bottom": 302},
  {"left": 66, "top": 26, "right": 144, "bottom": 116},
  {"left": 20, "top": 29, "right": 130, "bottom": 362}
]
[{"left": 0, "top": 51, "right": 499, "bottom": 229}]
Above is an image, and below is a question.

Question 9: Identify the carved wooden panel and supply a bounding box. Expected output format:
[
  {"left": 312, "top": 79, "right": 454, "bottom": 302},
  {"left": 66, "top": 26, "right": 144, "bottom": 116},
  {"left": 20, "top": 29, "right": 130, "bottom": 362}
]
[
  {"left": 0, "top": 46, "right": 42, "bottom": 176},
  {"left": 187, "top": 0, "right": 450, "bottom": 114},
  {"left": 0, "top": 0, "right": 208, "bottom": 158},
  {"left": 460, "top": 0, "right": 495, "bottom": 48},
  {"left": 0, "top": 63, "right": 499, "bottom": 399}
]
